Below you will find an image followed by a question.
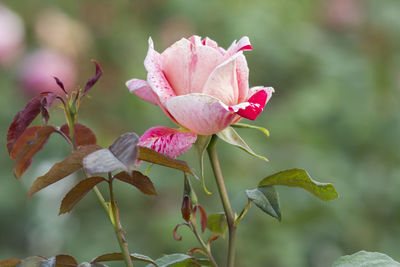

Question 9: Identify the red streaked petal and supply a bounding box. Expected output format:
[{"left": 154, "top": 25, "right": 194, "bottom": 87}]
[
  {"left": 126, "top": 79, "right": 158, "bottom": 105},
  {"left": 139, "top": 127, "right": 197, "bottom": 158},
  {"left": 229, "top": 87, "right": 274, "bottom": 120},
  {"left": 144, "top": 37, "right": 176, "bottom": 104}
]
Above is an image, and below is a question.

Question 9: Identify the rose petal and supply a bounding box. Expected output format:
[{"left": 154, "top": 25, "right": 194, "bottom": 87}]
[
  {"left": 139, "top": 126, "right": 197, "bottom": 158},
  {"left": 162, "top": 38, "right": 224, "bottom": 96},
  {"left": 165, "top": 93, "right": 238, "bottom": 135},
  {"left": 201, "top": 53, "right": 240, "bottom": 105},
  {"left": 202, "top": 37, "right": 219, "bottom": 50},
  {"left": 226, "top": 36, "right": 252, "bottom": 56},
  {"left": 229, "top": 87, "right": 274, "bottom": 120},
  {"left": 248, "top": 86, "right": 274, "bottom": 103},
  {"left": 144, "top": 37, "right": 176, "bottom": 104},
  {"left": 188, "top": 35, "right": 202, "bottom": 46},
  {"left": 236, "top": 53, "right": 249, "bottom": 103},
  {"left": 126, "top": 79, "right": 158, "bottom": 105}
]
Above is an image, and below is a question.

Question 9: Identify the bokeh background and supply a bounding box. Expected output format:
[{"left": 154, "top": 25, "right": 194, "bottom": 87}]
[{"left": 1, "top": 0, "right": 400, "bottom": 266}]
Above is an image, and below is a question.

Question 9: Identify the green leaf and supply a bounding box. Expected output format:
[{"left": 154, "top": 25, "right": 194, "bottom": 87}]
[
  {"left": 332, "top": 251, "right": 400, "bottom": 267},
  {"left": 59, "top": 177, "right": 107, "bottom": 215},
  {"left": 194, "top": 135, "right": 212, "bottom": 194},
  {"left": 145, "top": 254, "right": 193, "bottom": 267},
  {"left": 27, "top": 145, "right": 102, "bottom": 199},
  {"left": 257, "top": 168, "right": 338, "bottom": 201},
  {"left": 234, "top": 200, "right": 251, "bottom": 227},
  {"left": 138, "top": 147, "right": 194, "bottom": 175},
  {"left": 246, "top": 187, "right": 281, "bottom": 221},
  {"left": 78, "top": 263, "right": 108, "bottom": 267},
  {"left": 114, "top": 171, "right": 157, "bottom": 196},
  {"left": 207, "top": 213, "right": 228, "bottom": 234},
  {"left": 12, "top": 126, "right": 56, "bottom": 178},
  {"left": 0, "top": 258, "right": 20, "bottom": 267},
  {"left": 92, "top": 252, "right": 156, "bottom": 265},
  {"left": 216, "top": 127, "right": 268, "bottom": 163},
  {"left": 183, "top": 174, "right": 197, "bottom": 205},
  {"left": 232, "top": 123, "right": 270, "bottom": 137},
  {"left": 194, "top": 258, "right": 213, "bottom": 267}
]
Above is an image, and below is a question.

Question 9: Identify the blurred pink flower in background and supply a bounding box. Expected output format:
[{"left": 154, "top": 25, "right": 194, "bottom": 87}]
[
  {"left": 127, "top": 36, "right": 273, "bottom": 157},
  {"left": 322, "top": 0, "right": 364, "bottom": 30},
  {"left": 0, "top": 4, "right": 25, "bottom": 66},
  {"left": 19, "top": 50, "right": 77, "bottom": 96}
]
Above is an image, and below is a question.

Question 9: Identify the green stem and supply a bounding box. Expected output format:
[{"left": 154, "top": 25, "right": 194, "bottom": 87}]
[
  {"left": 108, "top": 174, "right": 134, "bottom": 267},
  {"left": 63, "top": 111, "right": 133, "bottom": 267},
  {"left": 207, "top": 136, "right": 236, "bottom": 267},
  {"left": 188, "top": 221, "right": 218, "bottom": 267}
]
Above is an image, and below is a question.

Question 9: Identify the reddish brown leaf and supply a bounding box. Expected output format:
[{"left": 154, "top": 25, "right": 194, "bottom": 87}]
[
  {"left": 55, "top": 254, "right": 78, "bottom": 267},
  {"left": 59, "top": 176, "right": 106, "bottom": 215},
  {"left": 7, "top": 92, "right": 57, "bottom": 154},
  {"left": 194, "top": 205, "right": 208, "bottom": 233},
  {"left": 13, "top": 126, "right": 56, "bottom": 179},
  {"left": 188, "top": 248, "right": 207, "bottom": 256},
  {"left": 53, "top": 77, "right": 67, "bottom": 95},
  {"left": 60, "top": 123, "right": 97, "bottom": 146},
  {"left": 27, "top": 144, "right": 102, "bottom": 199},
  {"left": 0, "top": 258, "right": 20, "bottom": 267},
  {"left": 181, "top": 195, "right": 192, "bottom": 222},
  {"left": 207, "top": 234, "right": 220, "bottom": 246},
  {"left": 10, "top": 126, "right": 40, "bottom": 160},
  {"left": 114, "top": 171, "right": 157, "bottom": 195},
  {"left": 82, "top": 60, "right": 102, "bottom": 96},
  {"left": 173, "top": 223, "right": 188, "bottom": 241},
  {"left": 138, "top": 146, "right": 193, "bottom": 175}
]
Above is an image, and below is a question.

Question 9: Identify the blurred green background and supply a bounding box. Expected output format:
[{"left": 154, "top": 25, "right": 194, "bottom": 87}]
[{"left": 1, "top": 0, "right": 400, "bottom": 266}]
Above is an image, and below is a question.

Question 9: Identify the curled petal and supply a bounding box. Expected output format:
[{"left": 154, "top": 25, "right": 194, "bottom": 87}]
[
  {"left": 139, "top": 127, "right": 197, "bottom": 158},
  {"left": 229, "top": 87, "right": 274, "bottom": 120},
  {"left": 126, "top": 79, "right": 158, "bottom": 105},
  {"left": 226, "top": 36, "right": 252, "bottom": 56},
  {"left": 144, "top": 37, "right": 176, "bottom": 104},
  {"left": 249, "top": 86, "right": 274, "bottom": 104},
  {"left": 165, "top": 94, "right": 238, "bottom": 135}
]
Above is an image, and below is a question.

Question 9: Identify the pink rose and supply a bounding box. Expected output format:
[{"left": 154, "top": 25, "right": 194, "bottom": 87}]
[{"left": 126, "top": 36, "right": 274, "bottom": 157}]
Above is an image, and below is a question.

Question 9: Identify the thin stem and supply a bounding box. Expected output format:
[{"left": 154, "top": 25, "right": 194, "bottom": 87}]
[
  {"left": 190, "top": 222, "right": 218, "bottom": 267},
  {"left": 63, "top": 111, "right": 132, "bottom": 267},
  {"left": 207, "top": 135, "right": 236, "bottom": 267},
  {"left": 108, "top": 173, "right": 134, "bottom": 267},
  {"left": 55, "top": 129, "right": 74, "bottom": 151}
]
